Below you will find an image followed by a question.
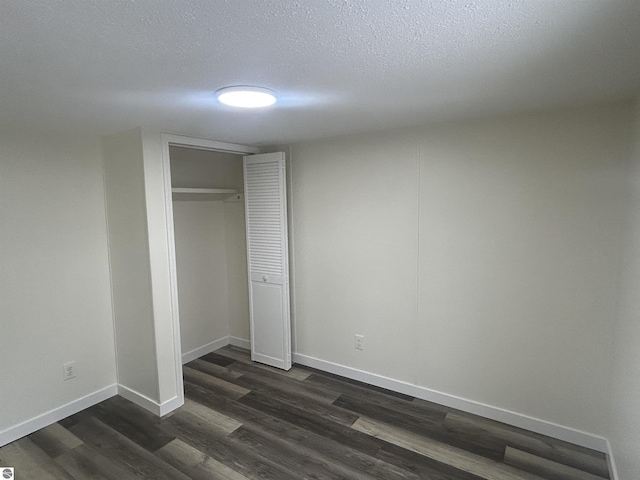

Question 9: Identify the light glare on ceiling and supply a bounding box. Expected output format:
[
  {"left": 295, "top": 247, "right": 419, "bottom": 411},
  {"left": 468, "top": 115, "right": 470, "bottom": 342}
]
[{"left": 216, "top": 86, "right": 276, "bottom": 108}]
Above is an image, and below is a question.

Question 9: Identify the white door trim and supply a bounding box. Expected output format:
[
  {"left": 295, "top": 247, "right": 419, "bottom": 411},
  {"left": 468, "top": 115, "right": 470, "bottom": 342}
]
[
  {"left": 161, "top": 133, "right": 260, "bottom": 154},
  {"left": 159, "top": 133, "right": 258, "bottom": 403}
]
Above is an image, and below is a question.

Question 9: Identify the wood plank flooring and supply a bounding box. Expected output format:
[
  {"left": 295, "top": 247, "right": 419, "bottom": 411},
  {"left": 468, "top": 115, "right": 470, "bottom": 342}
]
[{"left": 0, "top": 345, "right": 611, "bottom": 479}]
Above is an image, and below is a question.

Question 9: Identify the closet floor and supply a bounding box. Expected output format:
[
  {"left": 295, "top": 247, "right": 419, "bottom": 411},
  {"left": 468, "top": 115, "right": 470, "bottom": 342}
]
[{"left": 0, "top": 345, "right": 610, "bottom": 479}]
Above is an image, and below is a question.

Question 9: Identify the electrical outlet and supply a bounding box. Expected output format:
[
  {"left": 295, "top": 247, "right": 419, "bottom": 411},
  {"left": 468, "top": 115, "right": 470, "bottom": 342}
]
[
  {"left": 63, "top": 361, "right": 76, "bottom": 381},
  {"left": 355, "top": 334, "right": 364, "bottom": 350}
]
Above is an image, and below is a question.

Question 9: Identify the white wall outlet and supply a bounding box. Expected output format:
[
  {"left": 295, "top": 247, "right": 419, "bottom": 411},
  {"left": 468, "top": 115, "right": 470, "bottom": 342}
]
[
  {"left": 63, "top": 361, "right": 76, "bottom": 381},
  {"left": 355, "top": 334, "right": 364, "bottom": 350}
]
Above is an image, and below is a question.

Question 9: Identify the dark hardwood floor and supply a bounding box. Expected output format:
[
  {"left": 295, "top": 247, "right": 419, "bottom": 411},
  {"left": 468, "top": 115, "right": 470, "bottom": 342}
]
[{"left": 0, "top": 345, "right": 611, "bottom": 479}]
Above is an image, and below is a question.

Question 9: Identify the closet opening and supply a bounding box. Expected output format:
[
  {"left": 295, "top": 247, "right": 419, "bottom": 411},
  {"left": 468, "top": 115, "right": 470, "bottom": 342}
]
[
  {"left": 162, "top": 136, "right": 259, "bottom": 368},
  {"left": 161, "top": 134, "right": 292, "bottom": 388}
]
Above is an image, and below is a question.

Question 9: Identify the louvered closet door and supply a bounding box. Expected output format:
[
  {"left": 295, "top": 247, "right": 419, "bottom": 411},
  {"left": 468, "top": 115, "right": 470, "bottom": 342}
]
[{"left": 243, "top": 152, "right": 291, "bottom": 370}]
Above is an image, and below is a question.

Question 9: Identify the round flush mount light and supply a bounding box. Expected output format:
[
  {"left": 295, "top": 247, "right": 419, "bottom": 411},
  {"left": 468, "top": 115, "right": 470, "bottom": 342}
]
[{"left": 215, "top": 86, "right": 276, "bottom": 108}]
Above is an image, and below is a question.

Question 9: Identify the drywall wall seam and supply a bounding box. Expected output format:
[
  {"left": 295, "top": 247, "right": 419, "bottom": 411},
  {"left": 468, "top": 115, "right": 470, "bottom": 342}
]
[
  {"left": 288, "top": 144, "right": 298, "bottom": 354},
  {"left": 414, "top": 143, "right": 421, "bottom": 387}
]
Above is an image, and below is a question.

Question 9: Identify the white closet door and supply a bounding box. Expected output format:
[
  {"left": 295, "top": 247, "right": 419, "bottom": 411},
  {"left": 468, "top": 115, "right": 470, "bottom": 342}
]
[{"left": 243, "top": 152, "right": 291, "bottom": 370}]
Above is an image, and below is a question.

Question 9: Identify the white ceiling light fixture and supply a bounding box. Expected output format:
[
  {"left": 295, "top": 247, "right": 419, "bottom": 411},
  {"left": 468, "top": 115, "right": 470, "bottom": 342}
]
[{"left": 216, "top": 86, "right": 277, "bottom": 108}]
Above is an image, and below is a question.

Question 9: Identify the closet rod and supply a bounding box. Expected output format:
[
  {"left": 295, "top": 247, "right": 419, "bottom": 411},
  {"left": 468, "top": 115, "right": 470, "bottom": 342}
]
[{"left": 171, "top": 188, "right": 238, "bottom": 194}]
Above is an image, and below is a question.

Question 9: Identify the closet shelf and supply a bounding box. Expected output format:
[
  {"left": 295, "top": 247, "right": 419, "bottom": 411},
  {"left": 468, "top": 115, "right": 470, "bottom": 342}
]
[{"left": 172, "top": 188, "right": 238, "bottom": 194}]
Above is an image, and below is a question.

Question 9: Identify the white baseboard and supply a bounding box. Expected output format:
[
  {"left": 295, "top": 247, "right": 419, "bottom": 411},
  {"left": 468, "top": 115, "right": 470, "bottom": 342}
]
[
  {"left": 293, "top": 353, "right": 609, "bottom": 453},
  {"left": 182, "top": 337, "right": 232, "bottom": 364},
  {"left": 228, "top": 336, "right": 251, "bottom": 349},
  {"left": 0, "top": 384, "right": 117, "bottom": 447},
  {"left": 3, "top": 345, "right": 610, "bottom": 472},
  {"left": 181, "top": 336, "right": 250, "bottom": 365},
  {"left": 158, "top": 394, "right": 184, "bottom": 417},
  {"left": 117, "top": 385, "right": 180, "bottom": 417},
  {"left": 0, "top": 332, "right": 248, "bottom": 448}
]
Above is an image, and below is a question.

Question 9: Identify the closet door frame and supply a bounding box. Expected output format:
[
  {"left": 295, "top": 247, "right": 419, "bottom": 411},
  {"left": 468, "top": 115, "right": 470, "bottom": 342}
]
[{"left": 160, "top": 133, "right": 259, "bottom": 398}]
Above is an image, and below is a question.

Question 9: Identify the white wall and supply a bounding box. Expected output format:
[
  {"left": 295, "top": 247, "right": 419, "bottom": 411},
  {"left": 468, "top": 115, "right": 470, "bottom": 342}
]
[
  {"left": 1, "top": 102, "right": 634, "bottom": 459},
  {"left": 102, "top": 129, "right": 160, "bottom": 400},
  {"left": 172, "top": 198, "right": 250, "bottom": 351},
  {"left": 416, "top": 104, "right": 633, "bottom": 435},
  {"left": 609, "top": 97, "right": 640, "bottom": 480},
  {"left": 169, "top": 147, "right": 244, "bottom": 190},
  {"left": 0, "top": 127, "right": 116, "bottom": 439},
  {"left": 173, "top": 200, "right": 231, "bottom": 353},
  {"left": 289, "top": 101, "right": 634, "bottom": 440},
  {"left": 291, "top": 132, "right": 419, "bottom": 382},
  {"left": 170, "top": 146, "right": 250, "bottom": 352}
]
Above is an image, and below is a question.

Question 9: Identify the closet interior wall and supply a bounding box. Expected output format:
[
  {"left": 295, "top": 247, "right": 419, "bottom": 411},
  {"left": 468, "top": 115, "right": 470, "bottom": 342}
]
[{"left": 169, "top": 146, "right": 250, "bottom": 361}]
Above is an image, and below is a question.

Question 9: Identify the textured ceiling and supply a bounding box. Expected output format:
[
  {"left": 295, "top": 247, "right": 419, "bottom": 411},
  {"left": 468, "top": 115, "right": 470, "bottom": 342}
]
[{"left": 1, "top": 0, "right": 639, "bottom": 146}]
